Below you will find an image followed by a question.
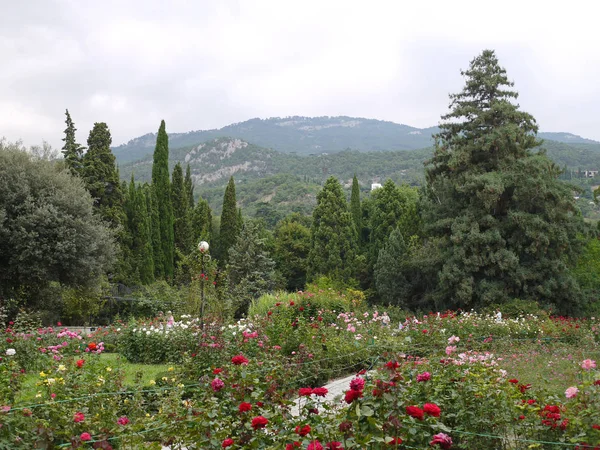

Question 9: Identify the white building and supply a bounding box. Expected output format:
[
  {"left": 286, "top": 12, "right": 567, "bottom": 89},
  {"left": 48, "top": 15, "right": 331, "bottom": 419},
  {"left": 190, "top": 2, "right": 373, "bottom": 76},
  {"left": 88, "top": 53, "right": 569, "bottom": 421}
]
[{"left": 371, "top": 183, "right": 382, "bottom": 191}]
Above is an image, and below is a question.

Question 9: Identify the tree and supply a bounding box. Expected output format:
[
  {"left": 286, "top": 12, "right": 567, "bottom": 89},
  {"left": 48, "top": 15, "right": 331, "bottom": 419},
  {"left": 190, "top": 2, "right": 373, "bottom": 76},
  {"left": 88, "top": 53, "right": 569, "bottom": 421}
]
[
  {"left": 0, "top": 141, "right": 116, "bottom": 310},
  {"left": 144, "top": 184, "right": 164, "bottom": 278},
  {"left": 82, "top": 123, "right": 125, "bottom": 229},
  {"left": 308, "top": 176, "right": 357, "bottom": 282},
  {"left": 61, "top": 109, "right": 85, "bottom": 176},
  {"left": 172, "top": 162, "right": 193, "bottom": 257},
  {"left": 184, "top": 164, "right": 195, "bottom": 209},
  {"left": 424, "top": 49, "right": 583, "bottom": 312},
  {"left": 350, "top": 174, "right": 361, "bottom": 233},
  {"left": 274, "top": 214, "right": 311, "bottom": 291},
  {"left": 125, "top": 176, "right": 154, "bottom": 284},
  {"left": 219, "top": 177, "right": 240, "bottom": 265},
  {"left": 151, "top": 120, "right": 174, "bottom": 279},
  {"left": 191, "top": 197, "right": 213, "bottom": 244},
  {"left": 228, "top": 220, "right": 276, "bottom": 317}
]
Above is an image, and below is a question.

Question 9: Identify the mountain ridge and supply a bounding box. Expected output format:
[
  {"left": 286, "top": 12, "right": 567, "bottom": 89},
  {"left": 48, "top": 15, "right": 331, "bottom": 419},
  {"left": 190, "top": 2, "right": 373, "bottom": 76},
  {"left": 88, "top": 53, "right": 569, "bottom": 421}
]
[{"left": 112, "top": 116, "right": 599, "bottom": 164}]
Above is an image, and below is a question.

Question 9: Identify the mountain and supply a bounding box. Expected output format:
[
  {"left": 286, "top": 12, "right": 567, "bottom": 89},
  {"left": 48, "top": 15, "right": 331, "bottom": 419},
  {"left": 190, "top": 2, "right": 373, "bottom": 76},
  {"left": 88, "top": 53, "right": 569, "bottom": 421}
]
[
  {"left": 113, "top": 116, "right": 439, "bottom": 163},
  {"left": 119, "top": 136, "right": 600, "bottom": 219},
  {"left": 113, "top": 116, "right": 599, "bottom": 165}
]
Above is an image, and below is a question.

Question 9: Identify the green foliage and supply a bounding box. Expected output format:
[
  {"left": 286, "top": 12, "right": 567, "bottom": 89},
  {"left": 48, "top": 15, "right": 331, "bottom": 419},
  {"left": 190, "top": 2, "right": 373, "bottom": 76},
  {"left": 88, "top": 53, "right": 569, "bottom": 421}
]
[
  {"left": 219, "top": 176, "right": 240, "bottom": 265},
  {"left": 145, "top": 184, "right": 164, "bottom": 279},
  {"left": 273, "top": 214, "right": 311, "bottom": 291},
  {"left": 124, "top": 177, "right": 154, "bottom": 284},
  {"left": 171, "top": 162, "right": 193, "bottom": 257},
  {"left": 191, "top": 197, "right": 212, "bottom": 244},
  {"left": 60, "top": 109, "right": 85, "bottom": 177},
  {"left": 228, "top": 220, "right": 277, "bottom": 317},
  {"left": 82, "top": 122, "right": 125, "bottom": 229},
  {"left": 184, "top": 164, "right": 194, "bottom": 209},
  {"left": 572, "top": 235, "right": 600, "bottom": 314},
  {"left": 0, "top": 142, "right": 116, "bottom": 310},
  {"left": 350, "top": 173, "right": 361, "bottom": 233},
  {"left": 423, "top": 50, "right": 584, "bottom": 313},
  {"left": 151, "top": 120, "right": 175, "bottom": 279},
  {"left": 61, "top": 280, "right": 109, "bottom": 326},
  {"left": 308, "top": 176, "right": 358, "bottom": 282}
]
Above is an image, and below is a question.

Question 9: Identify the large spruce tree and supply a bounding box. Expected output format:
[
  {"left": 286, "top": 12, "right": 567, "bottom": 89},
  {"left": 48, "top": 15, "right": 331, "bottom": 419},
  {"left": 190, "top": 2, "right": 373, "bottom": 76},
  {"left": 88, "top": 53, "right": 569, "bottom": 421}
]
[
  {"left": 82, "top": 122, "right": 125, "bottom": 228},
  {"left": 61, "top": 109, "right": 85, "bottom": 177},
  {"left": 151, "top": 120, "right": 174, "bottom": 279},
  {"left": 424, "top": 49, "right": 583, "bottom": 312},
  {"left": 219, "top": 176, "right": 240, "bottom": 265},
  {"left": 308, "top": 176, "right": 357, "bottom": 281}
]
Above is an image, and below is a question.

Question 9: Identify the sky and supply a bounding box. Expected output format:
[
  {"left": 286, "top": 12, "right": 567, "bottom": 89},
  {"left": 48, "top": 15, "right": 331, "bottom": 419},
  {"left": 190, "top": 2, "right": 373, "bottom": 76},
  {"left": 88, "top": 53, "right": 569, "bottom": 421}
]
[{"left": 2, "top": 0, "right": 600, "bottom": 149}]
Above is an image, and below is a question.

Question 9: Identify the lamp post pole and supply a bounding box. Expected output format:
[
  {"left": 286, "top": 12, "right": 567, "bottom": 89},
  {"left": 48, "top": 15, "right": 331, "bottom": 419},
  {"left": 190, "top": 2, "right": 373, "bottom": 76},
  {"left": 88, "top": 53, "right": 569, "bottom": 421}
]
[{"left": 198, "top": 241, "right": 210, "bottom": 327}]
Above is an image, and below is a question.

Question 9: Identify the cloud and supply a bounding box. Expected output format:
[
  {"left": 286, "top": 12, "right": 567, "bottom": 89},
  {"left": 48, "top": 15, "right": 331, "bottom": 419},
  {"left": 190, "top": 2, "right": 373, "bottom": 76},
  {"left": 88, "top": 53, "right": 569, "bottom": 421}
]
[{"left": 1, "top": 0, "right": 599, "bottom": 149}]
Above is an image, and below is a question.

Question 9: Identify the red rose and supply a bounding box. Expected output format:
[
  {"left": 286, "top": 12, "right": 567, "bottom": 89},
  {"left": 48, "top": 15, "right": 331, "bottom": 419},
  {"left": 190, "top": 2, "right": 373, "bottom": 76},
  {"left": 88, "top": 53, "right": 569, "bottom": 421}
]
[
  {"left": 289, "top": 301, "right": 295, "bottom": 306},
  {"left": 231, "top": 354, "right": 249, "bottom": 365},
  {"left": 406, "top": 405, "right": 424, "bottom": 420},
  {"left": 312, "top": 387, "right": 328, "bottom": 397},
  {"left": 73, "top": 412, "right": 85, "bottom": 423},
  {"left": 307, "top": 442, "right": 323, "bottom": 450},
  {"left": 344, "top": 389, "right": 362, "bottom": 404},
  {"left": 256, "top": 401, "right": 263, "bottom": 407},
  {"left": 594, "top": 380, "right": 600, "bottom": 385},
  {"left": 299, "top": 387, "right": 313, "bottom": 397},
  {"left": 349, "top": 377, "right": 365, "bottom": 391},
  {"left": 299, "top": 307, "right": 304, "bottom": 311},
  {"left": 326, "top": 442, "right": 344, "bottom": 449},
  {"left": 222, "top": 438, "right": 234, "bottom": 448},
  {"left": 213, "top": 368, "right": 223, "bottom": 375},
  {"left": 387, "top": 437, "right": 403, "bottom": 445},
  {"left": 251, "top": 416, "right": 268, "bottom": 429},
  {"left": 423, "top": 403, "right": 441, "bottom": 417},
  {"left": 285, "top": 443, "right": 301, "bottom": 450},
  {"left": 508, "top": 378, "right": 519, "bottom": 384},
  {"left": 593, "top": 424, "right": 600, "bottom": 430},
  {"left": 239, "top": 402, "right": 252, "bottom": 413},
  {"left": 430, "top": 433, "right": 452, "bottom": 449},
  {"left": 385, "top": 361, "right": 399, "bottom": 370},
  {"left": 80, "top": 432, "right": 91, "bottom": 442},
  {"left": 295, "top": 424, "right": 311, "bottom": 436},
  {"left": 76, "top": 359, "right": 85, "bottom": 368},
  {"left": 267, "top": 311, "right": 272, "bottom": 316}
]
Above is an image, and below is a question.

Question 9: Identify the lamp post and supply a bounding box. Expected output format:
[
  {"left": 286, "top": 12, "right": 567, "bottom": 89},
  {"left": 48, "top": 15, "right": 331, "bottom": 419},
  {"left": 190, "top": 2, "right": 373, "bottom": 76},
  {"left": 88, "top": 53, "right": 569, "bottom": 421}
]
[{"left": 198, "top": 241, "right": 211, "bottom": 327}]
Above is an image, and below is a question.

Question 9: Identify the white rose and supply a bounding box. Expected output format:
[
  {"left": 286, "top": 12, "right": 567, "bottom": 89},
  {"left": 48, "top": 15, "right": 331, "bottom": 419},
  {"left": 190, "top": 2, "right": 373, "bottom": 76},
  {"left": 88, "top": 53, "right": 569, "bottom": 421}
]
[{"left": 6, "top": 348, "right": 16, "bottom": 356}]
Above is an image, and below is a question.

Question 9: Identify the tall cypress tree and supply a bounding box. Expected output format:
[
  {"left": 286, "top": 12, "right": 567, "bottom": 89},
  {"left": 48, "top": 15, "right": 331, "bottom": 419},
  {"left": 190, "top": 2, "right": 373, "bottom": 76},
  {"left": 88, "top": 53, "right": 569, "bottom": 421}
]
[
  {"left": 82, "top": 122, "right": 124, "bottom": 228},
  {"left": 184, "top": 164, "right": 195, "bottom": 209},
  {"left": 424, "top": 49, "right": 583, "bottom": 312},
  {"left": 61, "top": 109, "right": 85, "bottom": 176},
  {"left": 308, "top": 176, "right": 357, "bottom": 281},
  {"left": 172, "top": 162, "right": 192, "bottom": 256},
  {"left": 125, "top": 176, "right": 154, "bottom": 284},
  {"left": 191, "top": 197, "right": 212, "bottom": 244},
  {"left": 219, "top": 176, "right": 239, "bottom": 265},
  {"left": 151, "top": 120, "right": 174, "bottom": 279},
  {"left": 350, "top": 174, "right": 361, "bottom": 233},
  {"left": 144, "top": 184, "right": 164, "bottom": 278}
]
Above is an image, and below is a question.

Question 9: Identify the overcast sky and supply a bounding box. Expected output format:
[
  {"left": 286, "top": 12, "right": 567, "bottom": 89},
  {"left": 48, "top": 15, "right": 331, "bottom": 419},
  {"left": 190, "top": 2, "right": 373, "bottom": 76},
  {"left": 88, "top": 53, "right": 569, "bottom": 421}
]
[{"left": 2, "top": 0, "right": 599, "bottom": 149}]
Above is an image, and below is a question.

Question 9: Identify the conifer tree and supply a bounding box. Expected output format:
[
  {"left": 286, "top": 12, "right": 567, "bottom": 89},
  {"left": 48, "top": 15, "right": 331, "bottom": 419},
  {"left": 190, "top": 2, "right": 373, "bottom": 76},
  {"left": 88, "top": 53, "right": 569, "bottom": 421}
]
[
  {"left": 151, "top": 120, "right": 174, "bottom": 279},
  {"left": 125, "top": 176, "right": 154, "bottom": 284},
  {"left": 172, "top": 162, "right": 193, "bottom": 256},
  {"left": 82, "top": 122, "right": 125, "bottom": 228},
  {"left": 219, "top": 176, "right": 240, "bottom": 265},
  {"left": 308, "top": 176, "right": 357, "bottom": 281},
  {"left": 184, "top": 164, "right": 194, "bottom": 209},
  {"left": 191, "top": 198, "right": 212, "bottom": 244},
  {"left": 61, "top": 109, "right": 85, "bottom": 176},
  {"left": 424, "top": 49, "right": 583, "bottom": 312},
  {"left": 350, "top": 174, "right": 361, "bottom": 233},
  {"left": 144, "top": 184, "right": 164, "bottom": 278}
]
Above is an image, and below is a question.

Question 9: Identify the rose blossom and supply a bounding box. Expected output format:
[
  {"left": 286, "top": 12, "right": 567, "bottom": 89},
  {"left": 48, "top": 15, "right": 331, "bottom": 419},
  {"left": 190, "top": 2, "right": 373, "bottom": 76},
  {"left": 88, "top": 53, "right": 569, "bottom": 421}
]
[
  {"left": 80, "top": 433, "right": 91, "bottom": 442},
  {"left": 211, "top": 378, "right": 225, "bottom": 392},
  {"left": 239, "top": 402, "right": 252, "bottom": 413},
  {"left": 295, "top": 424, "right": 311, "bottom": 436},
  {"left": 416, "top": 372, "right": 431, "bottom": 382},
  {"left": 423, "top": 403, "right": 441, "bottom": 417},
  {"left": 430, "top": 433, "right": 452, "bottom": 449},
  {"left": 445, "top": 346, "right": 457, "bottom": 356},
  {"left": 581, "top": 359, "right": 597, "bottom": 371},
  {"left": 251, "top": 416, "right": 268, "bottom": 429},
  {"left": 231, "top": 354, "right": 249, "bottom": 365},
  {"left": 312, "top": 387, "right": 328, "bottom": 397},
  {"left": 222, "top": 438, "right": 234, "bottom": 448},
  {"left": 448, "top": 335, "right": 460, "bottom": 345},
  {"left": 406, "top": 405, "right": 424, "bottom": 420},
  {"left": 117, "top": 416, "right": 129, "bottom": 425},
  {"left": 565, "top": 386, "right": 579, "bottom": 399},
  {"left": 344, "top": 389, "right": 362, "bottom": 404},
  {"left": 307, "top": 442, "right": 323, "bottom": 450},
  {"left": 349, "top": 377, "right": 365, "bottom": 391},
  {"left": 73, "top": 412, "right": 85, "bottom": 423}
]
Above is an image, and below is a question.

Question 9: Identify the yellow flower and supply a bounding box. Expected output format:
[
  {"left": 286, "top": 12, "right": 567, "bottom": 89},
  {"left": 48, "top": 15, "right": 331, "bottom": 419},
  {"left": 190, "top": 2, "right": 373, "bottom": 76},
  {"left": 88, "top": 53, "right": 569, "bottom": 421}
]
[
  {"left": 124, "top": 399, "right": 129, "bottom": 404},
  {"left": 35, "top": 393, "right": 42, "bottom": 398},
  {"left": 168, "top": 367, "right": 174, "bottom": 372},
  {"left": 47, "top": 378, "right": 56, "bottom": 385},
  {"left": 57, "top": 365, "right": 66, "bottom": 372},
  {"left": 171, "top": 378, "right": 176, "bottom": 383},
  {"left": 149, "top": 380, "right": 156, "bottom": 385},
  {"left": 105, "top": 367, "right": 112, "bottom": 372},
  {"left": 146, "top": 413, "right": 151, "bottom": 417},
  {"left": 177, "top": 383, "right": 184, "bottom": 388},
  {"left": 98, "top": 376, "right": 105, "bottom": 384},
  {"left": 39, "top": 371, "right": 47, "bottom": 378},
  {"left": 161, "top": 377, "right": 168, "bottom": 382}
]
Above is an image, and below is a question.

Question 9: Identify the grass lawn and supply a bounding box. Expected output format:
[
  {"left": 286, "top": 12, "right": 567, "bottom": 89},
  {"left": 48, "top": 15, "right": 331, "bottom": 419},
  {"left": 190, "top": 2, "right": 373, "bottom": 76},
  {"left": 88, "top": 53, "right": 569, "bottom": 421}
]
[{"left": 16, "top": 353, "right": 174, "bottom": 405}]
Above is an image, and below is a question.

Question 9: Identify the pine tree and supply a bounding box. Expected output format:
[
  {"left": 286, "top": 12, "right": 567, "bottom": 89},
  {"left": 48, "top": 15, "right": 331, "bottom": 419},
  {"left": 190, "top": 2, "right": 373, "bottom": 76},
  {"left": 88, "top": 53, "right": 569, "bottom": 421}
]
[
  {"left": 145, "top": 184, "right": 164, "bottom": 278},
  {"left": 308, "top": 176, "right": 357, "bottom": 281},
  {"left": 219, "top": 176, "right": 240, "bottom": 265},
  {"left": 424, "top": 49, "right": 583, "bottom": 312},
  {"left": 350, "top": 174, "right": 361, "bottom": 232},
  {"left": 151, "top": 120, "right": 174, "bottom": 279},
  {"left": 82, "top": 122, "right": 125, "bottom": 228},
  {"left": 184, "top": 164, "right": 195, "bottom": 209},
  {"left": 172, "top": 162, "right": 192, "bottom": 257},
  {"left": 61, "top": 109, "right": 85, "bottom": 176}
]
